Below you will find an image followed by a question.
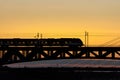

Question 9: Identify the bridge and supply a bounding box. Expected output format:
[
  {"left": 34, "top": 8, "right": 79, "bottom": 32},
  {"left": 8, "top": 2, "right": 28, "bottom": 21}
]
[{"left": 0, "top": 38, "right": 120, "bottom": 65}]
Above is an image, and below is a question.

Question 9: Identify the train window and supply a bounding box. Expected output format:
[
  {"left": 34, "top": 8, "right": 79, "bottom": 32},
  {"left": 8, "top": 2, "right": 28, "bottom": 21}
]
[
  {"left": 65, "top": 41, "right": 68, "bottom": 44},
  {"left": 18, "top": 42, "right": 21, "bottom": 44},
  {"left": 53, "top": 42, "right": 56, "bottom": 44},
  {"left": 56, "top": 42, "right": 59, "bottom": 44},
  {"left": 7, "top": 41, "right": 9, "bottom": 44},
  {"left": 10, "top": 42, "right": 13, "bottom": 45},
  {"left": 40, "top": 41, "right": 42, "bottom": 44},
  {"left": 22, "top": 42, "right": 25, "bottom": 44},
  {"left": 34, "top": 41, "right": 37, "bottom": 44},
  {"left": 45, "top": 41, "right": 47, "bottom": 44}
]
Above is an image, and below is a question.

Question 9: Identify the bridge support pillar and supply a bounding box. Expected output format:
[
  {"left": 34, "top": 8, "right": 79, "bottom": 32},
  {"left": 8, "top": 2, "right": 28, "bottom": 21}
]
[
  {"left": 48, "top": 51, "right": 53, "bottom": 56},
  {"left": 112, "top": 52, "right": 115, "bottom": 59},
  {"left": 86, "top": 50, "right": 90, "bottom": 58},
  {"left": 99, "top": 50, "right": 102, "bottom": 58},
  {"left": 60, "top": 53, "right": 65, "bottom": 58},
  {"left": 73, "top": 51, "right": 77, "bottom": 57}
]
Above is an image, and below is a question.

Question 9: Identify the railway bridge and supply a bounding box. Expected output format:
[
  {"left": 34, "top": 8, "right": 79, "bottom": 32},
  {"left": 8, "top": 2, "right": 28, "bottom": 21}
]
[{"left": 0, "top": 38, "right": 120, "bottom": 65}]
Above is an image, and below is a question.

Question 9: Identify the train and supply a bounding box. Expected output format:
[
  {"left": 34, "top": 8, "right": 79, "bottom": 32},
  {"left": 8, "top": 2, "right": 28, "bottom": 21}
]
[{"left": 0, "top": 38, "right": 84, "bottom": 47}]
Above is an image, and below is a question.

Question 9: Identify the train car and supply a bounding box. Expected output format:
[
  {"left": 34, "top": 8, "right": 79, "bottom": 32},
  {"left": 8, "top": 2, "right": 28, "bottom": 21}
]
[
  {"left": 59, "top": 38, "right": 83, "bottom": 47},
  {"left": 0, "top": 38, "right": 84, "bottom": 47}
]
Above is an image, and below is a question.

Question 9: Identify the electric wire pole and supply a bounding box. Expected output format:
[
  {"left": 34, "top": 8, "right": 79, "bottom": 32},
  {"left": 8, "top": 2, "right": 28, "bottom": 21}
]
[{"left": 85, "top": 31, "right": 89, "bottom": 47}]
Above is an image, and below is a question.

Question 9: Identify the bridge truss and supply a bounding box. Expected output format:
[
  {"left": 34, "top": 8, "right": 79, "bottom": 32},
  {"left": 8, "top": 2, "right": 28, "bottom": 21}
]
[{"left": 0, "top": 46, "right": 120, "bottom": 65}]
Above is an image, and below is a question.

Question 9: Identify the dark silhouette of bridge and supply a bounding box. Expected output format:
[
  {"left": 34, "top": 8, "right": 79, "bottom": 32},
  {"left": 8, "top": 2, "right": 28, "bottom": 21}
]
[{"left": 0, "top": 38, "right": 120, "bottom": 65}]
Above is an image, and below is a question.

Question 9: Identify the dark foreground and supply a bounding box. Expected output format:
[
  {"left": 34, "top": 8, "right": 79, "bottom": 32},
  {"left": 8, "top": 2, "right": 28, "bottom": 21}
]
[{"left": 1, "top": 67, "right": 120, "bottom": 80}]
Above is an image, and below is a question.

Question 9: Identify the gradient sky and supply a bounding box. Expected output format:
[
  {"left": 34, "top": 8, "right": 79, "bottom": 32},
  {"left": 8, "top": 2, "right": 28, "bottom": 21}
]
[{"left": 0, "top": 0, "right": 120, "bottom": 45}]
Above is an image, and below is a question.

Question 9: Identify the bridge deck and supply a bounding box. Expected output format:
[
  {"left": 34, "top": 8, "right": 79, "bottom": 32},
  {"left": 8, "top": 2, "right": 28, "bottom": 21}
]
[{"left": 3, "top": 59, "right": 120, "bottom": 68}]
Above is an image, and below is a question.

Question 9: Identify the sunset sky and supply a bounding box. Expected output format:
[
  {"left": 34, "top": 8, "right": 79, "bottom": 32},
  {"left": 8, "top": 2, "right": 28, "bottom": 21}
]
[{"left": 0, "top": 0, "right": 120, "bottom": 46}]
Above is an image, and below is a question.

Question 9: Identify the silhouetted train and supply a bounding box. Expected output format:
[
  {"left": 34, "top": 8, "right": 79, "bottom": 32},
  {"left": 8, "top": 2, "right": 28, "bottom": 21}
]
[{"left": 0, "top": 38, "right": 83, "bottom": 47}]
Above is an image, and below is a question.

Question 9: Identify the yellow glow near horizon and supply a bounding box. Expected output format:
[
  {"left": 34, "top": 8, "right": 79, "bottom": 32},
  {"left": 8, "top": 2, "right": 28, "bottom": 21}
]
[{"left": 0, "top": 0, "right": 120, "bottom": 46}]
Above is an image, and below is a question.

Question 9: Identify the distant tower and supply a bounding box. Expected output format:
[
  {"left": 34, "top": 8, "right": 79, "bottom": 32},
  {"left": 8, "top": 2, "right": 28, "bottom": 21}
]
[
  {"left": 85, "top": 31, "right": 89, "bottom": 47},
  {"left": 35, "top": 33, "right": 42, "bottom": 39},
  {"left": 37, "top": 33, "right": 39, "bottom": 39},
  {"left": 40, "top": 33, "right": 42, "bottom": 39}
]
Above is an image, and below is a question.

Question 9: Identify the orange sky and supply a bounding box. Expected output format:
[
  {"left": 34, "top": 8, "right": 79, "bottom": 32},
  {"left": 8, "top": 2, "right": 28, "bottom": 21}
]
[{"left": 0, "top": 0, "right": 120, "bottom": 46}]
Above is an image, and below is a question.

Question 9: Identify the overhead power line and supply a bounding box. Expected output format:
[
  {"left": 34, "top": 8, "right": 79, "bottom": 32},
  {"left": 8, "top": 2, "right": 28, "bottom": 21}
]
[{"left": 99, "top": 37, "right": 120, "bottom": 47}]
